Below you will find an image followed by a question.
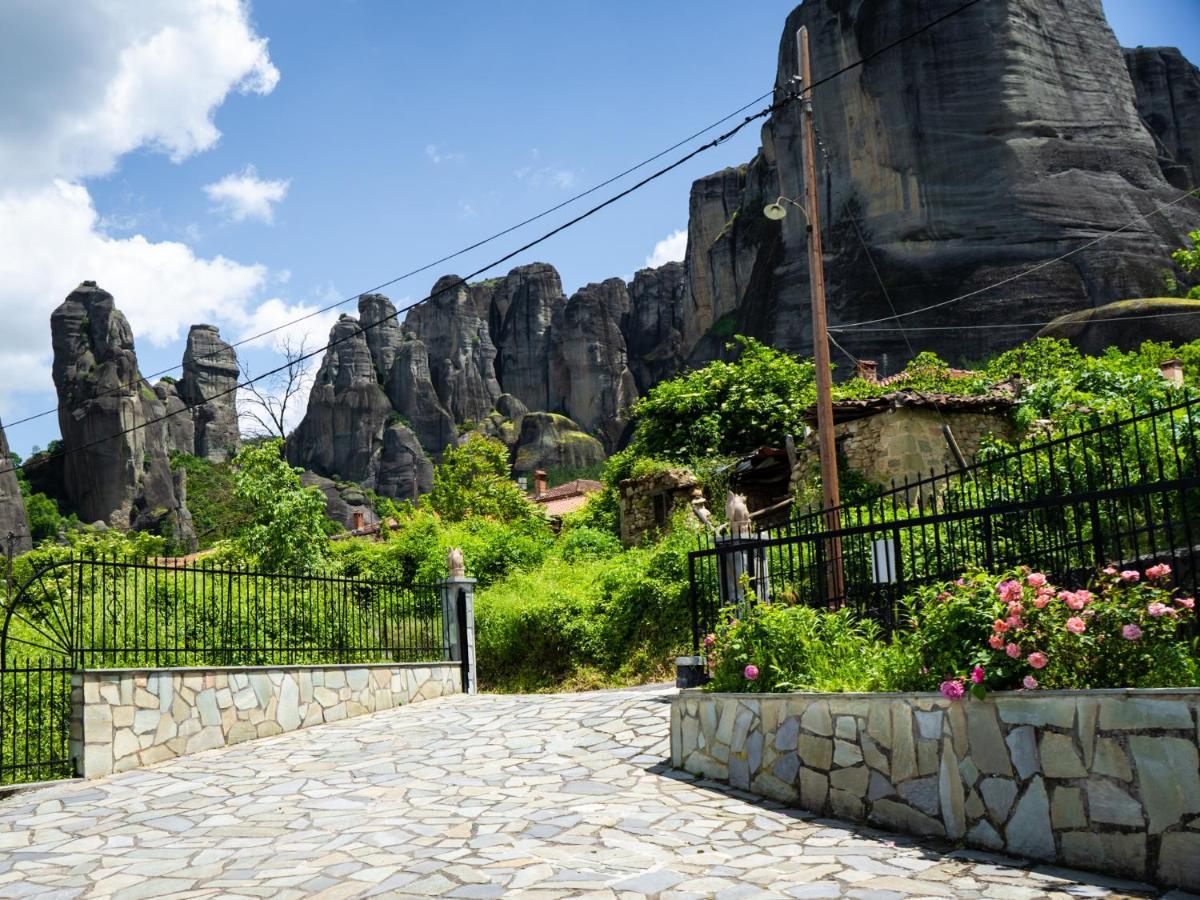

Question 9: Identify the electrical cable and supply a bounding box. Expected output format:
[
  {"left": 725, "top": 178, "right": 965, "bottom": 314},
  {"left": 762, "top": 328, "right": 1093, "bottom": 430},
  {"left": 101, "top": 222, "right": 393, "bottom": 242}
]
[
  {"left": 2, "top": 91, "right": 780, "bottom": 433},
  {"left": 830, "top": 189, "right": 1200, "bottom": 331},
  {"left": 3, "top": 0, "right": 997, "bottom": 475},
  {"left": 0, "top": 96, "right": 794, "bottom": 479}
]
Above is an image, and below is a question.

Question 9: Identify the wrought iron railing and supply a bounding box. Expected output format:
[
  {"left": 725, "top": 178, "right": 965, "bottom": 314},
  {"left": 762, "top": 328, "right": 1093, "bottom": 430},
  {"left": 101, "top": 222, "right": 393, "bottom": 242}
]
[{"left": 688, "top": 396, "right": 1200, "bottom": 650}]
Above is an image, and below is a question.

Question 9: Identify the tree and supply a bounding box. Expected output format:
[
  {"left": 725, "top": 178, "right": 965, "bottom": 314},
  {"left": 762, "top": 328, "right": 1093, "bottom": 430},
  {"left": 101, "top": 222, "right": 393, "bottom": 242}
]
[
  {"left": 239, "top": 335, "right": 314, "bottom": 439},
  {"left": 229, "top": 439, "right": 329, "bottom": 572},
  {"left": 1172, "top": 230, "right": 1200, "bottom": 299},
  {"left": 427, "top": 435, "right": 537, "bottom": 523},
  {"left": 626, "top": 336, "right": 817, "bottom": 464}
]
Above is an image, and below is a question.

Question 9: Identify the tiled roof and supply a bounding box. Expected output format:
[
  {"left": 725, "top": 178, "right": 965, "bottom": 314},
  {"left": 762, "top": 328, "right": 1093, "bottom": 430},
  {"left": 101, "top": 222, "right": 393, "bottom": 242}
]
[{"left": 533, "top": 479, "right": 604, "bottom": 503}]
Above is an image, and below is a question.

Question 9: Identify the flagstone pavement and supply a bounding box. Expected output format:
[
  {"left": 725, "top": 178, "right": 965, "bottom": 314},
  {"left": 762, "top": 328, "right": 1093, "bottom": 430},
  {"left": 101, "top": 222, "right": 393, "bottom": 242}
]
[{"left": 0, "top": 684, "right": 1181, "bottom": 899}]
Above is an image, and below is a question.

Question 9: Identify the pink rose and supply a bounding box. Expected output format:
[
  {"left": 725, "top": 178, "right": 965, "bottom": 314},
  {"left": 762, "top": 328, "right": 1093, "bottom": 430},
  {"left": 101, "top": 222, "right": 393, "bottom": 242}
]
[
  {"left": 988, "top": 634, "right": 1005, "bottom": 650},
  {"left": 1148, "top": 602, "right": 1170, "bottom": 618},
  {"left": 997, "top": 580, "right": 1023, "bottom": 603},
  {"left": 1120, "top": 570, "right": 1140, "bottom": 583},
  {"left": 1028, "top": 651, "right": 1048, "bottom": 669},
  {"left": 1066, "top": 617, "right": 1086, "bottom": 634},
  {"left": 1146, "top": 563, "right": 1171, "bottom": 580},
  {"left": 743, "top": 664, "right": 759, "bottom": 681},
  {"left": 1122, "top": 624, "right": 1142, "bottom": 641},
  {"left": 703, "top": 634, "right": 716, "bottom": 648},
  {"left": 940, "top": 680, "right": 965, "bottom": 700},
  {"left": 993, "top": 619, "right": 1009, "bottom": 634},
  {"left": 1007, "top": 601, "right": 1024, "bottom": 616},
  {"left": 1026, "top": 573, "right": 1047, "bottom": 587},
  {"left": 1033, "top": 596, "right": 1051, "bottom": 609},
  {"left": 1065, "top": 592, "right": 1087, "bottom": 611},
  {"left": 955, "top": 578, "right": 967, "bottom": 587},
  {"left": 1007, "top": 615, "right": 1024, "bottom": 631},
  {"left": 1005, "top": 642, "right": 1021, "bottom": 659},
  {"left": 1023, "top": 675, "right": 1039, "bottom": 690},
  {"left": 971, "top": 666, "right": 985, "bottom": 684},
  {"left": 1176, "top": 597, "right": 1195, "bottom": 610},
  {"left": 1103, "top": 566, "right": 1118, "bottom": 576}
]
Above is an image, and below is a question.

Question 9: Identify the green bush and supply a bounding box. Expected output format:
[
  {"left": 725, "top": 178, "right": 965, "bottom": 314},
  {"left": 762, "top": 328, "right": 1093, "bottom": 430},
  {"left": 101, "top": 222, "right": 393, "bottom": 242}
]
[{"left": 706, "top": 604, "right": 896, "bottom": 693}]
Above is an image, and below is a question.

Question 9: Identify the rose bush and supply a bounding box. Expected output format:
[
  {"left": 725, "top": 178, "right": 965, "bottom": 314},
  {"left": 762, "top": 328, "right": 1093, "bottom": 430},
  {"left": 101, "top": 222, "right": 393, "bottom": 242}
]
[{"left": 705, "top": 563, "right": 1199, "bottom": 695}]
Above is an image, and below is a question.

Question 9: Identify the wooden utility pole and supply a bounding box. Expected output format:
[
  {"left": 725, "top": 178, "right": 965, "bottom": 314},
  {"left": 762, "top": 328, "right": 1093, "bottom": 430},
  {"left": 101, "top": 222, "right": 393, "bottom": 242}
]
[{"left": 798, "top": 26, "right": 846, "bottom": 603}]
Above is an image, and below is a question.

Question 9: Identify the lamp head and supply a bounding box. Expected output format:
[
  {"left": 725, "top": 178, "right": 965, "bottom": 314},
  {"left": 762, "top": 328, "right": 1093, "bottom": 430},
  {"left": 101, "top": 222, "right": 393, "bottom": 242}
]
[{"left": 763, "top": 201, "right": 788, "bottom": 221}]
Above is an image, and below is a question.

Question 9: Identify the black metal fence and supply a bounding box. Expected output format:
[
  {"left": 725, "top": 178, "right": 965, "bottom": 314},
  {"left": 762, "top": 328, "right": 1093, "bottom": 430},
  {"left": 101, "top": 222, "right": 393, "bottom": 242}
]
[
  {"left": 688, "top": 396, "right": 1200, "bottom": 650},
  {"left": 1, "top": 557, "right": 451, "bottom": 786}
]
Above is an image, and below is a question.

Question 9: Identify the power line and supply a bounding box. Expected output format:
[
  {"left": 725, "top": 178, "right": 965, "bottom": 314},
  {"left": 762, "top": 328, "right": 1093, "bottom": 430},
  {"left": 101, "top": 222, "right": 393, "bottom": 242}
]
[
  {"left": 830, "top": 189, "right": 1200, "bottom": 332},
  {"left": 826, "top": 308, "right": 1200, "bottom": 332},
  {"left": 4, "top": 91, "right": 779, "bottom": 434},
  {"left": 2, "top": 0, "right": 996, "bottom": 477},
  {"left": 1, "top": 96, "right": 794, "bottom": 479}
]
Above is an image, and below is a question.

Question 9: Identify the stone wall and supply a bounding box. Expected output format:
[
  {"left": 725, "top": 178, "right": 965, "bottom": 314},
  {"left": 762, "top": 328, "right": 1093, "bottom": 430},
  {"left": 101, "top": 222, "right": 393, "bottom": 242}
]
[
  {"left": 618, "top": 468, "right": 699, "bottom": 546},
  {"left": 672, "top": 689, "right": 1200, "bottom": 890},
  {"left": 73, "top": 663, "right": 462, "bottom": 778},
  {"left": 801, "top": 407, "right": 1014, "bottom": 490}
]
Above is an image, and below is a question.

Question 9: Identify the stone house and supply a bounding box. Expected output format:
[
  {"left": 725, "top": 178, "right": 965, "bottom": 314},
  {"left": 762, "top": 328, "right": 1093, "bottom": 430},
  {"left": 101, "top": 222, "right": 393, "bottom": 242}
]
[
  {"left": 801, "top": 390, "right": 1016, "bottom": 492},
  {"left": 618, "top": 468, "right": 700, "bottom": 546}
]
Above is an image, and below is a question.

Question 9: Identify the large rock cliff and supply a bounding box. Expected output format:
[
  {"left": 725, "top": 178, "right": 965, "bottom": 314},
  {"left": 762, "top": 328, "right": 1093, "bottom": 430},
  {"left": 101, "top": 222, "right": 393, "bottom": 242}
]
[
  {"left": 49, "top": 282, "right": 195, "bottom": 547},
  {"left": 682, "top": 0, "right": 1200, "bottom": 373},
  {"left": 0, "top": 421, "right": 31, "bottom": 552},
  {"left": 177, "top": 325, "right": 240, "bottom": 462},
  {"left": 287, "top": 311, "right": 434, "bottom": 498},
  {"left": 1125, "top": 46, "right": 1200, "bottom": 191}
]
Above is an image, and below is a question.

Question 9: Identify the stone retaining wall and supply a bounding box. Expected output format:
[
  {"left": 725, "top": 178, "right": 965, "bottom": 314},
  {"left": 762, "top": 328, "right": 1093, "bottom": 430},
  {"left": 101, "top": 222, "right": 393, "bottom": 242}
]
[
  {"left": 72, "top": 663, "right": 462, "bottom": 778},
  {"left": 671, "top": 689, "right": 1200, "bottom": 890}
]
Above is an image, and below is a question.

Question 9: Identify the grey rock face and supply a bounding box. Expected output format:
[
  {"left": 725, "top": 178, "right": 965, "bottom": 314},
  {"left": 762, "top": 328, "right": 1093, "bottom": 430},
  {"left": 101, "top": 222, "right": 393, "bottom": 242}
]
[
  {"left": 1126, "top": 47, "right": 1200, "bottom": 189},
  {"left": 357, "top": 292, "right": 406, "bottom": 384},
  {"left": 626, "top": 262, "right": 689, "bottom": 392},
  {"left": 288, "top": 314, "right": 436, "bottom": 500},
  {"left": 49, "top": 282, "right": 194, "bottom": 548},
  {"left": 153, "top": 379, "right": 194, "bottom": 458},
  {"left": 288, "top": 315, "right": 393, "bottom": 484},
  {"left": 688, "top": 0, "right": 1200, "bottom": 370},
  {"left": 300, "top": 472, "right": 380, "bottom": 531},
  {"left": 549, "top": 279, "right": 638, "bottom": 451},
  {"left": 1038, "top": 298, "right": 1200, "bottom": 353},
  {"left": 0, "top": 420, "right": 30, "bottom": 552},
  {"left": 406, "top": 277, "right": 503, "bottom": 424},
  {"left": 512, "top": 412, "right": 605, "bottom": 476},
  {"left": 177, "top": 324, "right": 240, "bottom": 462},
  {"left": 384, "top": 336, "right": 458, "bottom": 460},
  {"left": 492, "top": 264, "right": 563, "bottom": 413}
]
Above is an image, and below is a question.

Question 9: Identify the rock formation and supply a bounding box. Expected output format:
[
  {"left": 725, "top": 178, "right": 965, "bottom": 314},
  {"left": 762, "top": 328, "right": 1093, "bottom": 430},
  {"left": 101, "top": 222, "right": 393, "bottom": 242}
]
[
  {"left": 300, "top": 472, "right": 380, "bottom": 531},
  {"left": 287, "top": 312, "right": 433, "bottom": 498},
  {"left": 1126, "top": 47, "right": 1200, "bottom": 190},
  {"left": 153, "top": 379, "right": 194, "bottom": 459},
  {"left": 177, "top": 325, "right": 240, "bottom": 462},
  {"left": 511, "top": 413, "right": 605, "bottom": 476},
  {"left": 1037, "top": 298, "right": 1200, "bottom": 354},
  {"left": 49, "top": 282, "right": 195, "bottom": 548},
  {"left": 492, "top": 264, "right": 562, "bottom": 413},
  {"left": 681, "top": 0, "right": 1200, "bottom": 372},
  {"left": 549, "top": 279, "right": 638, "bottom": 449},
  {"left": 626, "top": 262, "right": 688, "bottom": 393},
  {"left": 0, "top": 421, "right": 31, "bottom": 553}
]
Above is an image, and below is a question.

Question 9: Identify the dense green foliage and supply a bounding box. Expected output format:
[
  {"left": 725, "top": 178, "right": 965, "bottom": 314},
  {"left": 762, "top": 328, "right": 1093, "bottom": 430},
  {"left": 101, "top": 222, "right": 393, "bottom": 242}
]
[
  {"left": 10, "top": 452, "right": 70, "bottom": 545},
  {"left": 1172, "top": 230, "right": 1200, "bottom": 299},
  {"left": 427, "top": 434, "right": 538, "bottom": 523},
  {"left": 226, "top": 439, "right": 329, "bottom": 572},
  {"left": 625, "top": 336, "right": 816, "bottom": 464},
  {"left": 169, "top": 453, "right": 254, "bottom": 549}
]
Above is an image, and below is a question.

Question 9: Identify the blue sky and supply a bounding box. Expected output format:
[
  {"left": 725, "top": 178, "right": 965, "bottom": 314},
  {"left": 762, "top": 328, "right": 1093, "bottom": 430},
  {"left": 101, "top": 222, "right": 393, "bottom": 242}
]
[{"left": 1, "top": 0, "right": 1197, "bottom": 457}]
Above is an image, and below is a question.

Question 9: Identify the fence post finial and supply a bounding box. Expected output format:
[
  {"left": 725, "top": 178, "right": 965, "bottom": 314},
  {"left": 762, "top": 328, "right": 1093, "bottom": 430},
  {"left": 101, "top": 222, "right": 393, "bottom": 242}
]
[{"left": 446, "top": 547, "right": 465, "bottom": 580}]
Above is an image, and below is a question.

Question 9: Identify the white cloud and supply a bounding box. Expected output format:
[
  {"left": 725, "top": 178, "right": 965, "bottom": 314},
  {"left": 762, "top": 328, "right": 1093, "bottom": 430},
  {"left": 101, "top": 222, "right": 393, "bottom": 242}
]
[
  {"left": 514, "top": 165, "right": 578, "bottom": 191},
  {"left": 0, "top": 0, "right": 289, "bottom": 420},
  {"left": 425, "top": 144, "right": 462, "bottom": 165},
  {"left": 0, "top": 0, "right": 278, "bottom": 189},
  {"left": 646, "top": 228, "right": 688, "bottom": 268},
  {"left": 204, "top": 164, "right": 290, "bottom": 223}
]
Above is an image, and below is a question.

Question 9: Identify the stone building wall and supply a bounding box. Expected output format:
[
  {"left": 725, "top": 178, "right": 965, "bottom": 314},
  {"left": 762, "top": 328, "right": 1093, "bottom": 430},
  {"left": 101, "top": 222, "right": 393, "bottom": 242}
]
[
  {"left": 618, "top": 468, "right": 699, "bottom": 546},
  {"left": 802, "top": 407, "right": 1014, "bottom": 490},
  {"left": 672, "top": 689, "right": 1200, "bottom": 890},
  {"left": 72, "top": 662, "right": 462, "bottom": 778}
]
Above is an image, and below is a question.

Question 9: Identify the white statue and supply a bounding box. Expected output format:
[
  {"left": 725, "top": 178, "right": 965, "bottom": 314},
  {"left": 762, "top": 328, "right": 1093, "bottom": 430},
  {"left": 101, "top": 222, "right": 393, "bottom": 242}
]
[
  {"left": 447, "top": 547, "right": 465, "bottom": 579},
  {"left": 725, "top": 492, "right": 751, "bottom": 537}
]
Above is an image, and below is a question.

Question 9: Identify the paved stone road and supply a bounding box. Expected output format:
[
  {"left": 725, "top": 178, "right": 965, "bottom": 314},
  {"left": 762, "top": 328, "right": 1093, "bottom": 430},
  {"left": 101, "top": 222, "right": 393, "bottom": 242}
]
[{"left": 0, "top": 686, "right": 1171, "bottom": 898}]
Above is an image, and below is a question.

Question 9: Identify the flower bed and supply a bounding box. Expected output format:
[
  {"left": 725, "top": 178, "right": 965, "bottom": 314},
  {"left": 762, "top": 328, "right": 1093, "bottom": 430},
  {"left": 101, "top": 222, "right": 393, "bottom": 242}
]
[{"left": 676, "top": 564, "right": 1200, "bottom": 888}]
